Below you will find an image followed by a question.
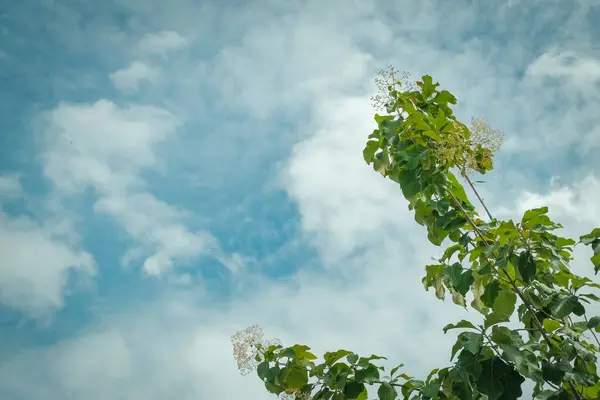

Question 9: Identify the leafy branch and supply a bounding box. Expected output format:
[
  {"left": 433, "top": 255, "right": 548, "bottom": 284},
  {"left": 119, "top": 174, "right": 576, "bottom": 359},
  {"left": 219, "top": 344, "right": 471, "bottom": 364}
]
[{"left": 233, "top": 68, "right": 600, "bottom": 400}]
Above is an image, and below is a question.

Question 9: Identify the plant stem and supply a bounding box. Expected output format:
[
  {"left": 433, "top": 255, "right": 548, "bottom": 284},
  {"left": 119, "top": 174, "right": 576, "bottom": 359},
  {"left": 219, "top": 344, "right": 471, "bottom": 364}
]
[{"left": 461, "top": 168, "right": 494, "bottom": 221}]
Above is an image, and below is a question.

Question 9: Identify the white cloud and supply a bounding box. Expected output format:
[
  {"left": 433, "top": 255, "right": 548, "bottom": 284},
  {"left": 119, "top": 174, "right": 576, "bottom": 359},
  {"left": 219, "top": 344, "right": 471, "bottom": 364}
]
[
  {"left": 515, "top": 174, "right": 600, "bottom": 225},
  {"left": 526, "top": 49, "right": 600, "bottom": 97},
  {"left": 3, "top": 0, "right": 600, "bottom": 399},
  {"left": 138, "top": 30, "right": 190, "bottom": 55},
  {"left": 41, "top": 100, "right": 218, "bottom": 275},
  {"left": 110, "top": 61, "right": 159, "bottom": 91},
  {"left": 0, "top": 174, "right": 21, "bottom": 199},
  {"left": 0, "top": 212, "right": 94, "bottom": 316}
]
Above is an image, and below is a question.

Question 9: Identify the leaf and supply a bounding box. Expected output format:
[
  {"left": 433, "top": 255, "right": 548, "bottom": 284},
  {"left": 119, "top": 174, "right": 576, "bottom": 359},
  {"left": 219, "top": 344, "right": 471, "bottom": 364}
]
[
  {"left": 446, "top": 171, "right": 472, "bottom": 206},
  {"left": 423, "top": 264, "right": 445, "bottom": 299},
  {"left": 344, "top": 381, "right": 366, "bottom": 399},
  {"left": 490, "top": 326, "right": 514, "bottom": 345},
  {"left": 482, "top": 280, "right": 501, "bottom": 308},
  {"left": 422, "top": 380, "right": 442, "bottom": 398},
  {"left": 460, "top": 332, "right": 484, "bottom": 354},
  {"left": 357, "top": 388, "right": 368, "bottom": 400},
  {"left": 390, "top": 364, "right": 404, "bottom": 378},
  {"left": 451, "top": 289, "right": 466, "bottom": 307},
  {"left": 541, "top": 362, "right": 566, "bottom": 386},
  {"left": 587, "top": 316, "right": 600, "bottom": 329},
  {"left": 493, "top": 289, "right": 517, "bottom": 320},
  {"left": 471, "top": 274, "right": 488, "bottom": 314},
  {"left": 324, "top": 350, "right": 353, "bottom": 366},
  {"left": 516, "top": 251, "right": 536, "bottom": 284},
  {"left": 592, "top": 253, "right": 600, "bottom": 273},
  {"left": 456, "top": 270, "right": 475, "bottom": 296},
  {"left": 427, "top": 222, "right": 449, "bottom": 246},
  {"left": 257, "top": 361, "right": 270, "bottom": 381},
  {"left": 453, "top": 349, "right": 483, "bottom": 380},
  {"left": 347, "top": 353, "right": 358, "bottom": 365},
  {"left": 432, "top": 90, "right": 457, "bottom": 105},
  {"left": 378, "top": 382, "right": 397, "bottom": 400},
  {"left": 443, "top": 262, "right": 463, "bottom": 289},
  {"left": 477, "top": 356, "right": 525, "bottom": 400},
  {"left": 579, "top": 228, "right": 600, "bottom": 246},
  {"left": 548, "top": 294, "right": 579, "bottom": 319},
  {"left": 380, "top": 118, "right": 403, "bottom": 140},
  {"left": 264, "top": 382, "right": 284, "bottom": 395},
  {"left": 521, "top": 207, "right": 552, "bottom": 230},
  {"left": 443, "top": 320, "right": 477, "bottom": 334},
  {"left": 292, "top": 344, "right": 318, "bottom": 360},
  {"left": 420, "top": 75, "right": 439, "bottom": 99},
  {"left": 543, "top": 319, "right": 561, "bottom": 333},
  {"left": 499, "top": 344, "right": 542, "bottom": 381},
  {"left": 363, "top": 141, "right": 380, "bottom": 164},
  {"left": 283, "top": 366, "right": 309, "bottom": 389},
  {"left": 355, "top": 364, "right": 380, "bottom": 384},
  {"left": 484, "top": 312, "right": 510, "bottom": 329}
]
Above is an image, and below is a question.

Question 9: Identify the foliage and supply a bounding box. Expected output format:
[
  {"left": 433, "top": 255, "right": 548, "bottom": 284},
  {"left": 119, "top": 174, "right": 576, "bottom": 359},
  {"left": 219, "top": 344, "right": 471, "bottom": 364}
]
[{"left": 233, "top": 68, "right": 600, "bottom": 399}]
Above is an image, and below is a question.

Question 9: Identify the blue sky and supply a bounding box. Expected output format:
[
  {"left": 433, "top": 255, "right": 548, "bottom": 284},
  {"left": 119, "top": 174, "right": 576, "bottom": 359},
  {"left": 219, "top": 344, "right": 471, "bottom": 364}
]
[{"left": 1, "top": 0, "right": 600, "bottom": 398}]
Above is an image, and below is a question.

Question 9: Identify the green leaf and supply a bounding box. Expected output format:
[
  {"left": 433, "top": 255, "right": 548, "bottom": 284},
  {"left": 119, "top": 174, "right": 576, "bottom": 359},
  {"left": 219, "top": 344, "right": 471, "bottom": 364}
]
[
  {"left": 579, "top": 228, "right": 600, "bottom": 246},
  {"left": 313, "top": 387, "right": 332, "bottom": 400},
  {"left": 291, "top": 344, "right": 318, "bottom": 360},
  {"left": 453, "top": 349, "right": 483, "bottom": 380},
  {"left": 450, "top": 336, "right": 463, "bottom": 361},
  {"left": 324, "top": 363, "right": 352, "bottom": 390},
  {"left": 521, "top": 207, "right": 551, "bottom": 230},
  {"left": 427, "top": 222, "right": 449, "bottom": 246},
  {"left": 325, "top": 350, "right": 353, "bottom": 366},
  {"left": 363, "top": 141, "right": 380, "bottom": 164},
  {"left": 380, "top": 118, "right": 403, "bottom": 140},
  {"left": 516, "top": 251, "right": 537, "bottom": 284},
  {"left": 422, "top": 380, "right": 442, "bottom": 398},
  {"left": 484, "top": 312, "right": 510, "bottom": 329},
  {"left": 347, "top": 353, "right": 358, "bottom": 365},
  {"left": 543, "top": 319, "right": 561, "bottom": 333},
  {"left": 490, "top": 326, "right": 514, "bottom": 345},
  {"left": 541, "top": 362, "right": 566, "bottom": 386},
  {"left": 264, "top": 382, "right": 284, "bottom": 394},
  {"left": 419, "top": 75, "right": 439, "bottom": 99},
  {"left": 397, "top": 169, "right": 422, "bottom": 200},
  {"left": 434, "top": 109, "right": 448, "bottom": 132},
  {"left": 591, "top": 253, "right": 600, "bottom": 273},
  {"left": 460, "top": 332, "right": 484, "bottom": 354},
  {"left": 283, "top": 366, "right": 309, "bottom": 389},
  {"left": 477, "top": 356, "right": 525, "bottom": 400},
  {"left": 443, "top": 262, "right": 463, "bottom": 289},
  {"left": 499, "top": 344, "right": 542, "bottom": 381},
  {"left": 344, "top": 381, "right": 366, "bottom": 399},
  {"left": 378, "top": 382, "right": 397, "bottom": 400},
  {"left": 355, "top": 364, "right": 380, "bottom": 384},
  {"left": 432, "top": 90, "right": 457, "bottom": 105},
  {"left": 443, "top": 320, "right": 477, "bottom": 334},
  {"left": 423, "top": 264, "right": 445, "bottom": 299},
  {"left": 493, "top": 289, "right": 517, "bottom": 320},
  {"left": 257, "top": 361, "right": 270, "bottom": 381},
  {"left": 548, "top": 294, "right": 579, "bottom": 319},
  {"left": 356, "top": 388, "right": 368, "bottom": 400},
  {"left": 456, "top": 270, "right": 475, "bottom": 296},
  {"left": 482, "top": 280, "right": 501, "bottom": 308},
  {"left": 587, "top": 316, "right": 600, "bottom": 329}
]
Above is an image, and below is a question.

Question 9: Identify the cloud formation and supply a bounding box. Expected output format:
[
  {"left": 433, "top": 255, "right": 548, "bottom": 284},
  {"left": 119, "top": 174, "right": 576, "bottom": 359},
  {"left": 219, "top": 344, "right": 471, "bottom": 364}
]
[{"left": 1, "top": 0, "right": 599, "bottom": 399}]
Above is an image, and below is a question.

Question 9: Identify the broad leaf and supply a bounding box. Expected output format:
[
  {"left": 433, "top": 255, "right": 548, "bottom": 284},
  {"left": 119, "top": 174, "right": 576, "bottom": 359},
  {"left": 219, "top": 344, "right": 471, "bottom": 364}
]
[
  {"left": 443, "top": 320, "right": 477, "bottom": 333},
  {"left": 378, "top": 382, "right": 397, "bottom": 400},
  {"left": 493, "top": 289, "right": 517, "bottom": 320},
  {"left": 477, "top": 357, "right": 525, "bottom": 400}
]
